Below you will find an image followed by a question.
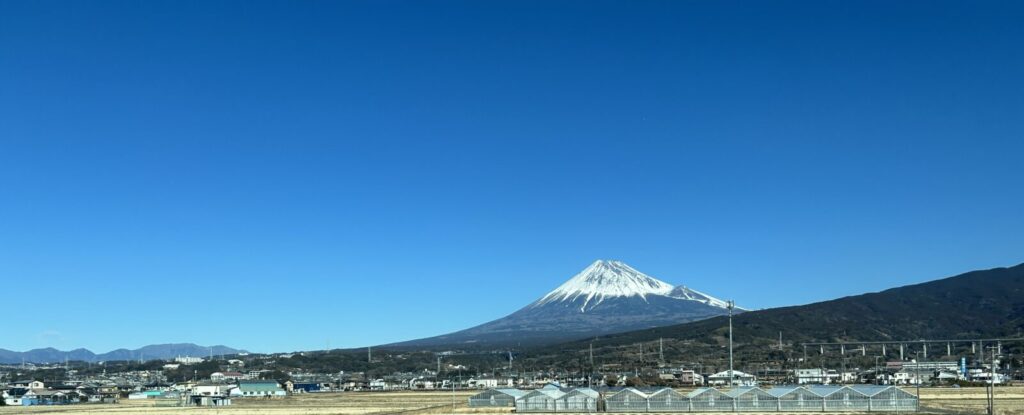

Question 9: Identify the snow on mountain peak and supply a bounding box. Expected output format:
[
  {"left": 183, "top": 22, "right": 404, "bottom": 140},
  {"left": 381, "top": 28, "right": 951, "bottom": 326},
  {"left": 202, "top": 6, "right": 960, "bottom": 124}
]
[
  {"left": 668, "top": 285, "right": 734, "bottom": 309},
  {"left": 534, "top": 260, "right": 675, "bottom": 311}
]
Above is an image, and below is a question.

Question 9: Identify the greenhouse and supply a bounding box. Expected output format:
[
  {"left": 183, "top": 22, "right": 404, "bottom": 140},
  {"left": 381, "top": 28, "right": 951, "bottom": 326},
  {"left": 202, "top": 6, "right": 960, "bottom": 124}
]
[
  {"left": 851, "top": 385, "right": 919, "bottom": 412},
  {"left": 770, "top": 386, "right": 825, "bottom": 412},
  {"left": 725, "top": 386, "right": 776, "bottom": 412},
  {"left": 687, "top": 388, "right": 732, "bottom": 412},
  {"left": 482, "top": 385, "right": 917, "bottom": 413},
  {"left": 606, "top": 388, "right": 649, "bottom": 412},
  {"left": 517, "top": 388, "right": 566, "bottom": 412},
  {"left": 467, "top": 388, "right": 526, "bottom": 407},
  {"left": 561, "top": 388, "right": 600, "bottom": 412},
  {"left": 647, "top": 388, "right": 689, "bottom": 412},
  {"left": 823, "top": 386, "right": 871, "bottom": 411}
]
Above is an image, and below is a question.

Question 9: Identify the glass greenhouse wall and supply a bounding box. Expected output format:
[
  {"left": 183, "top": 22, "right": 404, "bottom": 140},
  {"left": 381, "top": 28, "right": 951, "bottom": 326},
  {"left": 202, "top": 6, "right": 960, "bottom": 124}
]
[
  {"left": 726, "top": 387, "right": 777, "bottom": 412},
  {"left": 772, "top": 386, "right": 826, "bottom": 412},
  {"left": 494, "top": 385, "right": 918, "bottom": 412},
  {"left": 606, "top": 388, "right": 649, "bottom": 412},
  {"left": 823, "top": 387, "right": 871, "bottom": 412},
  {"left": 647, "top": 389, "right": 690, "bottom": 412},
  {"left": 687, "top": 388, "right": 733, "bottom": 412},
  {"left": 467, "top": 389, "right": 523, "bottom": 407},
  {"left": 562, "top": 389, "right": 600, "bottom": 412},
  {"left": 516, "top": 390, "right": 566, "bottom": 412}
]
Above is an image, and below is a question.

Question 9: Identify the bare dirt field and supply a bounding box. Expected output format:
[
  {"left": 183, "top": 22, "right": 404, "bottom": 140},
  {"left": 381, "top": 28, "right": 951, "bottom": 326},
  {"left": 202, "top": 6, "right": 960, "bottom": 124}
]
[
  {"left": 918, "top": 386, "right": 1024, "bottom": 415},
  {"left": 2, "top": 387, "right": 1023, "bottom": 415}
]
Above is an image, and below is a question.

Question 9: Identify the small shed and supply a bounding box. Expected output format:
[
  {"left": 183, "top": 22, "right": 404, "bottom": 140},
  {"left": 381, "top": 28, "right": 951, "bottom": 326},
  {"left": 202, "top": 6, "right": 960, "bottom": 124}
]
[
  {"left": 647, "top": 388, "right": 689, "bottom": 412},
  {"left": 606, "top": 388, "right": 649, "bottom": 412},
  {"left": 468, "top": 388, "right": 525, "bottom": 407},
  {"left": 726, "top": 386, "right": 776, "bottom": 412},
  {"left": 687, "top": 387, "right": 731, "bottom": 412}
]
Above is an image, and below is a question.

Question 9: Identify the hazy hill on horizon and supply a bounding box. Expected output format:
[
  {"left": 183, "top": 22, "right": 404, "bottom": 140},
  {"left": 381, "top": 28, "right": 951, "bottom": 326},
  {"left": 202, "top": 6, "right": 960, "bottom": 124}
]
[{"left": 0, "top": 343, "right": 246, "bottom": 364}]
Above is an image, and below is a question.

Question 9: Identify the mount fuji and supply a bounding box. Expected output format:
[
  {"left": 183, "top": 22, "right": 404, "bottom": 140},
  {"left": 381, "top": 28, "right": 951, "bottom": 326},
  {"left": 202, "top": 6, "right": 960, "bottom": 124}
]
[{"left": 393, "top": 260, "right": 740, "bottom": 347}]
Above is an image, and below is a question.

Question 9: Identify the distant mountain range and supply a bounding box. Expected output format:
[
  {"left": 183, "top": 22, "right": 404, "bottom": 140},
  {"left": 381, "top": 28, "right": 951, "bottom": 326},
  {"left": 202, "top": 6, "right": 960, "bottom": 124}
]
[
  {"left": 0, "top": 343, "right": 245, "bottom": 364},
  {"left": 522, "top": 262, "right": 1024, "bottom": 365},
  {"left": 393, "top": 260, "right": 738, "bottom": 347}
]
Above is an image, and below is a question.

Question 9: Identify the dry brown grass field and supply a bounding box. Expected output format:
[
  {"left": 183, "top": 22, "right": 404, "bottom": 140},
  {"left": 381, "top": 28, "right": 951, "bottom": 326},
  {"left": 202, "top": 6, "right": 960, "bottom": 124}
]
[{"left": 2, "top": 387, "right": 1023, "bottom": 415}]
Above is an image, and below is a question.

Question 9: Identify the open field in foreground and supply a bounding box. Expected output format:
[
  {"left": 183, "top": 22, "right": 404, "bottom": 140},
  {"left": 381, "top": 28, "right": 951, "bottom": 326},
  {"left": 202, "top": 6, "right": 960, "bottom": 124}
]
[{"left": 3, "top": 387, "right": 1024, "bottom": 415}]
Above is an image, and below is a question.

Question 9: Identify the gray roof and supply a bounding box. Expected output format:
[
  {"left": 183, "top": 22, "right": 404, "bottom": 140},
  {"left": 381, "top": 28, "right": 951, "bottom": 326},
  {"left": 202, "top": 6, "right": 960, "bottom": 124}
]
[
  {"left": 687, "top": 387, "right": 728, "bottom": 399},
  {"left": 648, "top": 388, "right": 686, "bottom": 398},
  {"left": 524, "top": 388, "right": 565, "bottom": 399},
  {"left": 610, "top": 387, "right": 649, "bottom": 399},
  {"left": 804, "top": 385, "right": 844, "bottom": 397},
  {"left": 565, "top": 388, "right": 600, "bottom": 399},
  {"left": 847, "top": 385, "right": 902, "bottom": 397},
  {"left": 767, "top": 386, "right": 804, "bottom": 397},
  {"left": 725, "top": 386, "right": 770, "bottom": 398},
  {"left": 495, "top": 388, "right": 528, "bottom": 398}
]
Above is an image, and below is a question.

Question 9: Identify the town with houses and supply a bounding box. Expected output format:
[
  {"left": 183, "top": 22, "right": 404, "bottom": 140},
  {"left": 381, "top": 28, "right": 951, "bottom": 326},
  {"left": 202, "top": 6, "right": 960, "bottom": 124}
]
[{"left": 0, "top": 350, "right": 1015, "bottom": 408}]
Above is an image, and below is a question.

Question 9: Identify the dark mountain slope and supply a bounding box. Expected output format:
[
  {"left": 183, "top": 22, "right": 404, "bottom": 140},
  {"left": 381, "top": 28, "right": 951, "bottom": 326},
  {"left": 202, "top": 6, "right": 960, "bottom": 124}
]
[{"left": 523, "top": 262, "right": 1024, "bottom": 367}]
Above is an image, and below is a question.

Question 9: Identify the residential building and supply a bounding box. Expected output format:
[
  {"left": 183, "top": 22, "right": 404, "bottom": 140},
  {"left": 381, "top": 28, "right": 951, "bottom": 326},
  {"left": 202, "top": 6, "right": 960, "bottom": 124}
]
[
  {"left": 230, "top": 380, "right": 286, "bottom": 397},
  {"left": 706, "top": 370, "right": 756, "bottom": 386}
]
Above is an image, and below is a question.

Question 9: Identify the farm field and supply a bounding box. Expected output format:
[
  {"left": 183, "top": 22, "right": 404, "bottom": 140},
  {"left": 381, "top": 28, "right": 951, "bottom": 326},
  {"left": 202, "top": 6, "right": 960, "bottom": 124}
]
[{"left": 2, "top": 387, "right": 1023, "bottom": 415}]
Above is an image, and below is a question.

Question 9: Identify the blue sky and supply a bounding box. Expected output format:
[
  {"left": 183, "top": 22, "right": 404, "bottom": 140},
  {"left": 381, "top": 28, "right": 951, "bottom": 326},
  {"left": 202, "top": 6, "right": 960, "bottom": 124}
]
[{"left": 1, "top": 0, "right": 1022, "bottom": 353}]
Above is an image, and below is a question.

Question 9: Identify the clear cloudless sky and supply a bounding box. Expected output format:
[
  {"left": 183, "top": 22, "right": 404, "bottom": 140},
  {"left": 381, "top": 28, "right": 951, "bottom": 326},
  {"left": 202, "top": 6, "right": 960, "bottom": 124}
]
[{"left": 2, "top": 0, "right": 1023, "bottom": 353}]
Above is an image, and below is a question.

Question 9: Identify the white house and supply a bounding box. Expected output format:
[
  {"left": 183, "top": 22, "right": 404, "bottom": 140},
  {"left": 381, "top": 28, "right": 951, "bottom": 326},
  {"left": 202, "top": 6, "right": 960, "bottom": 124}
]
[
  {"left": 706, "top": 370, "right": 756, "bottom": 386},
  {"left": 230, "top": 380, "right": 286, "bottom": 397},
  {"left": 795, "top": 369, "right": 828, "bottom": 384},
  {"left": 468, "top": 378, "right": 499, "bottom": 388},
  {"left": 175, "top": 356, "right": 204, "bottom": 364},
  {"left": 192, "top": 383, "right": 233, "bottom": 396},
  {"left": 211, "top": 371, "right": 244, "bottom": 382},
  {"left": 679, "top": 370, "right": 703, "bottom": 385}
]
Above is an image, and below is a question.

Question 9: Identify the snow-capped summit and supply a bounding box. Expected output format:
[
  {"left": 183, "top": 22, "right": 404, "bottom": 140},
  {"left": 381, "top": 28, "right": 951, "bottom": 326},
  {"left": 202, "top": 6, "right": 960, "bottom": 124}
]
[
  {"left": 535, "top": 260, "right": 675, "bottom": 310},
  {"left": 393, "top": 259, "right": 739, "bottom": 347},
  {"left": 668, "top": 285, "right": 733, "bottom": 309}
]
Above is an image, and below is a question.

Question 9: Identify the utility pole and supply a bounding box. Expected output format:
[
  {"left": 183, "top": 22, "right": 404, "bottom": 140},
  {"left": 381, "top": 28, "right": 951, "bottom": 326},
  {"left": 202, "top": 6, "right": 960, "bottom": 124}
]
[
  {"left": 913, "top": 351, "right": 921, "bottom": 411},
  {"left": 368, "top": 346, "right": 372, "bottom": 363},
  {"left": 659, "top": 338, "right": 664, "bottom": 366},
  {"left": 728, "top": 299, "right": 735, "bottom": 387},
  {"left": 589, "top": 342, "right": 595, "bottom": 386},
  {"left": 873, "top": 356, "right": 881, "bottom": 385},
  {"left": 986, "top": 345, "right": 999, "bottom": 415}
]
